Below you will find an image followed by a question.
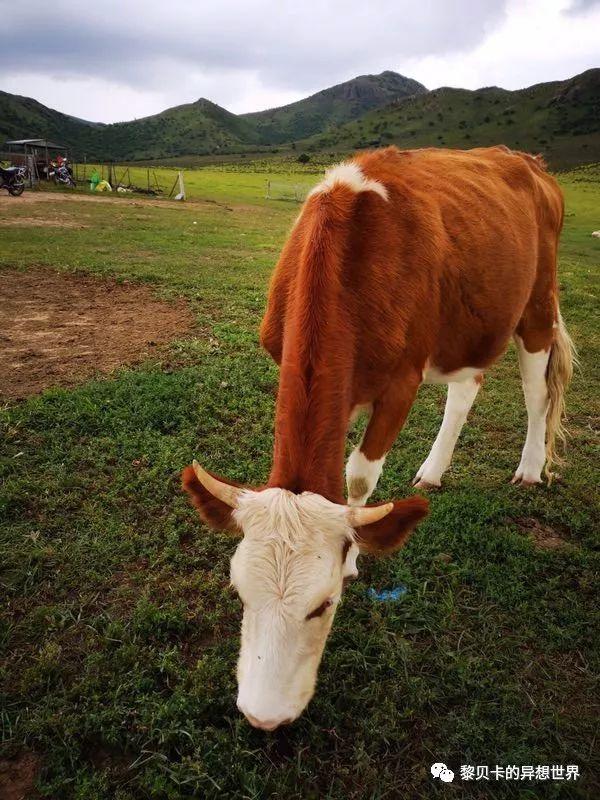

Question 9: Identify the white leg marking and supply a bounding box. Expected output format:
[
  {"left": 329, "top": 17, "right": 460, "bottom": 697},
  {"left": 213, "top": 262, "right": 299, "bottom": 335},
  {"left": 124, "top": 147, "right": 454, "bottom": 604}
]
[
  {"left": 346, "top": 448, "right": 386, "bottom": 506},
  {"left": 512, "top": 334, "right": 550, "bottom": 485},
  {"left": 414, "top": 377, "right": 481, "bottom": 488}
]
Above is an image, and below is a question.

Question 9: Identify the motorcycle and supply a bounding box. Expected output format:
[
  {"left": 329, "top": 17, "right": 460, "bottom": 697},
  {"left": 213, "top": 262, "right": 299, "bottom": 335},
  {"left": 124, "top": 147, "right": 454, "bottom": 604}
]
[
  {"left": 0, "top": 164, "right": 27, "bottom": 196},
  {"left": 48, "top": 159, "right": 76, "bottom": 188}
]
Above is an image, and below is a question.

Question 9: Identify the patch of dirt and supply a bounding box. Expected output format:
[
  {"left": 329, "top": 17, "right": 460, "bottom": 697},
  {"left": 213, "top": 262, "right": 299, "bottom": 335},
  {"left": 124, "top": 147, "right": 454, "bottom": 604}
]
[
  {"left": 0, "top": 191, "right": 245, "bottom": 213},
  {"left": 0, "top": 216, "right": 88, "bottom": 228},
  {"left": 513, "top": 517, "right": 571, "bottom": 549},
  {"left": 0, "top": 268, "right": 196, "bottom": 400},
  {"left": 0, "top": 191, "right": 188, "bottom": 210},
  {"left": 0, "top": 752, "right": 41, "bottom": 800}
]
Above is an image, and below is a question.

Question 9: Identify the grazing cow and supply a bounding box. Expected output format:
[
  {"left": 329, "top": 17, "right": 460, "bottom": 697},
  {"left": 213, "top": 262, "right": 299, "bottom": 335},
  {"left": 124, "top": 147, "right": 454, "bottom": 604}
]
[{"left": 183, "top": 146, "right": 574, "bottom": 731}]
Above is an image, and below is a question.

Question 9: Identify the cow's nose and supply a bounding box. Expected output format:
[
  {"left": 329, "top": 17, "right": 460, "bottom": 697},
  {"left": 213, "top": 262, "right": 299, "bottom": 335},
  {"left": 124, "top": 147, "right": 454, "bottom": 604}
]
[
  {"left": 245, "top": 712, "right": 293, "bottom": 731},
  {"left": 237, "top": 703, "right": 293, "bottom": 731}
]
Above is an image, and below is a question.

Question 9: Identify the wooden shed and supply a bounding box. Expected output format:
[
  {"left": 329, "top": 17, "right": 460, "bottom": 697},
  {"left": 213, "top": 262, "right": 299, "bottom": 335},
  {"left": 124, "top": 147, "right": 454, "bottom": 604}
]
[{"left": 3, "top": 138, "right": 70, "bottom": 182}]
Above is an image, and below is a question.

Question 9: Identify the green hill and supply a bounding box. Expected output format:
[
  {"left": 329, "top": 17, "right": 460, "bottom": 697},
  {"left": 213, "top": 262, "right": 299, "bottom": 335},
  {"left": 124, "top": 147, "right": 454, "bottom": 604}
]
[
  {"left": 0, "top": 90, "right": 104, "bottom": 151},
  {"left": 242, "top": 71, "right": 427, "bottom": 144},
  {"left": 92, "top": 98, "right": 260, "bottom": 161},
  {"left": 1, "top": 69, "right": 598, "bottom": 167},
  {"left": 299, "top": 69, "right": 600, "bottom": 169},
  {"left": 0, "top": 94, "right": 258, "bottom": 161},
  {"left": 0, "top": 71, "right": 424, "bottom": 161}
]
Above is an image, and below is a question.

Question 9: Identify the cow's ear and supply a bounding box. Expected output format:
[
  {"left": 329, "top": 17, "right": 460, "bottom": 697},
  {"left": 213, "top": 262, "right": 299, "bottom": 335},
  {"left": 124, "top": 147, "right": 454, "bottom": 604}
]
[
  {"left": 353, "top": 496, "right": 429, "bottom": 554},
  {"left": 181, "top": 466, "right": 243, "bottom": 533}
]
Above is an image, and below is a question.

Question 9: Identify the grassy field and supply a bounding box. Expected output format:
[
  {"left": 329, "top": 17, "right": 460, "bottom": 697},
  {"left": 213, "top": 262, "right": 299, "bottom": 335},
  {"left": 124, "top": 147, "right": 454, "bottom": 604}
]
[
  {"left": 0, "top": 166, "right": 599, "bottom": 799},
  {"left": 70, "top": 163, "right": 323, "bottom": 204}
]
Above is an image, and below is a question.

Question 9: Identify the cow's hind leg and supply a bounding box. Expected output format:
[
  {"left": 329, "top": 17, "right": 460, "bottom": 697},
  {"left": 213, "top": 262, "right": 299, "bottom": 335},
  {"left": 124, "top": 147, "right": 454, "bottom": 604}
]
[
  {"left": 413, "top": 376, "right": 481, "bottom": 489},
  {"left": 512, "top": 333, "right": 551, "bottom": 486}
]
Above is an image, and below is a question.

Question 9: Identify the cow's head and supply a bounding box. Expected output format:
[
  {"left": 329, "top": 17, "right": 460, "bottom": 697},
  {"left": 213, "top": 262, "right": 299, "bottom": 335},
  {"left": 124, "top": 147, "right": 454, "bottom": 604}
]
[{"left": 182, "top": 461, "right": 428, "bottom": 731}]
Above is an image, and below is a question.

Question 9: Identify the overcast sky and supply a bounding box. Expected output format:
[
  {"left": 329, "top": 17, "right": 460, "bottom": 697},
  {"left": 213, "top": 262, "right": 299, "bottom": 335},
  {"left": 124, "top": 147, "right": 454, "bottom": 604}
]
[{"left": 2, "top": 0, "right": 599, "bottom": 123}]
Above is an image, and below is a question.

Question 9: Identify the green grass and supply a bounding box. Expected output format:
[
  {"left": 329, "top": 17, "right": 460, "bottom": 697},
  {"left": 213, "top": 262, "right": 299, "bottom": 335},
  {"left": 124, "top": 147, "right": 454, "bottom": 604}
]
[
  {"left": 0, "top": 167, "right": 599, "bottom": 799},
  {"left": 68, "top": 163, "right": 321, "bottom": 204}
]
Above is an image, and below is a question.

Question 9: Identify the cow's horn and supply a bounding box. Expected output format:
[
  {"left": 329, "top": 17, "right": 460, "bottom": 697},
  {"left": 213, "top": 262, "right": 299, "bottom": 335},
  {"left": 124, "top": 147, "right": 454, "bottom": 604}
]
[
  {"left": 347, "top": 502, "right": 394, "bottom": 527},
  {"left": 192, "top": 460, "right": 241, "bottom": 508}
]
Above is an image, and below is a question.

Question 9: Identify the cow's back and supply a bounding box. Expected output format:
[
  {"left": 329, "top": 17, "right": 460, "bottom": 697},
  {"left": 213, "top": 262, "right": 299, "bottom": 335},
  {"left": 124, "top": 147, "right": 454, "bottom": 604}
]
[
  {"left": 261, "top": 146, "right": 564, "bottom": 396},
  {"left": 348, "top": 146, "right": 563, "bottom": 376}
]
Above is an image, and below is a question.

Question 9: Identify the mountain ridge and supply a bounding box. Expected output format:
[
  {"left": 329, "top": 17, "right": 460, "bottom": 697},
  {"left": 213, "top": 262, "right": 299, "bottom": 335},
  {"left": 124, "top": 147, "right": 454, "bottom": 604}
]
[
  {"left": 1, "top": 68, "right": 598, "bottom": 168},
  {"left": 0, "top": 70, "right": 422, "bottom": 160},
  {"left": 296, "top": 68, "right": 600, "bottom": 169},
  {"left": 241, "top": 70, "right": 427, "bottom": 143}
]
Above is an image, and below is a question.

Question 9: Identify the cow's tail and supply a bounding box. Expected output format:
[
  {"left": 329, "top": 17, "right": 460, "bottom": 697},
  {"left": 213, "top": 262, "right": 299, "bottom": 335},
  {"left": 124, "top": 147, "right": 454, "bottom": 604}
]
[{"left": 545, "top": 310, "right": 578, "bottom": 481}]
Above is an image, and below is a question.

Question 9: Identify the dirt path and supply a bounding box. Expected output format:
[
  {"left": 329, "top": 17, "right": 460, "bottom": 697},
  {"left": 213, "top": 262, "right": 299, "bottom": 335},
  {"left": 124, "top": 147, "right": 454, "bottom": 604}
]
[
  {"left": 0, "top": 268, "right": 196, "bottom": 400},
  {"left": 0, "top": 753, "right": 41, "bottom": 800},
  {"left": 0, "top": 191, "right": 186, "bottom": 209}
]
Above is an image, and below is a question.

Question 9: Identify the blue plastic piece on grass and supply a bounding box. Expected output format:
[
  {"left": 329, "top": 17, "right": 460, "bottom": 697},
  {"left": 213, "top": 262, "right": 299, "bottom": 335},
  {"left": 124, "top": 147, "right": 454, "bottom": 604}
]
[{"left": 367, "top": 585, "right": 407, "bottom": 602}]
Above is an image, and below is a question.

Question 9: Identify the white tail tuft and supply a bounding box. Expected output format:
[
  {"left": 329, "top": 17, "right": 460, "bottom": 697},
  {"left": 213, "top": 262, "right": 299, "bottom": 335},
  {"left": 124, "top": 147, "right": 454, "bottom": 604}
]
[
  {"left": 545, "top": 311, "right": 578, "bottom": 481},
  {"left": 309, "top": 162, "right": 388, "bottom": 202}
]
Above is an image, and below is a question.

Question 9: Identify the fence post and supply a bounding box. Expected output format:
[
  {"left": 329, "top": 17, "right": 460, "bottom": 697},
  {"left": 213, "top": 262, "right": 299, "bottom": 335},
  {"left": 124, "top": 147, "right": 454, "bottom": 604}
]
[{"left": 168, "top": 173, "right": 179, "bottom": 198}]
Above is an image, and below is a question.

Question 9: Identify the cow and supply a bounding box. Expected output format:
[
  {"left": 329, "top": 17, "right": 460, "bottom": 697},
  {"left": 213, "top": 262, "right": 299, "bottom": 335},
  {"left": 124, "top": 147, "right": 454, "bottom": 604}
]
[{"left": 182, "top": 146, "right": 575, "bottom": 731}]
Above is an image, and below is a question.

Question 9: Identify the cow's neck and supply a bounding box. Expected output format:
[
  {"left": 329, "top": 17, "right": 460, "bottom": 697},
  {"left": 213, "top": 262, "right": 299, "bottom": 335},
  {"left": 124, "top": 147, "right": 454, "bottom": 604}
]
[
  {"left": 268, "top": 360, "right": 352, "bottom": 502},
  {"left": 268, "top": 313, "right": 353, "bottom": 503}
]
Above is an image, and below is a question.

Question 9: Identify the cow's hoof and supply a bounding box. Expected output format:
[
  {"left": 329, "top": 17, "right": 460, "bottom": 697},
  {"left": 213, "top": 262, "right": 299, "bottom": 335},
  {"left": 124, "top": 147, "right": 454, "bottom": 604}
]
[
  {"left": 511, "top": 474, "right": 542, "bottom": 487},
  {"left": 412, "top": 479, "right": 441, "bottom": 491}
]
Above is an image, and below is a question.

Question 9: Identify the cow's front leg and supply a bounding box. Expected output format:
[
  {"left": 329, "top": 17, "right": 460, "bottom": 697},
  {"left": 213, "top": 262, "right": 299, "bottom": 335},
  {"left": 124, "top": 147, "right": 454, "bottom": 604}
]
[
  {"left": 346, "top": 448, "right": 386, "bottom": 507},
  {"left": 346, "top": 374, "right": 420, "bottom": 506}
]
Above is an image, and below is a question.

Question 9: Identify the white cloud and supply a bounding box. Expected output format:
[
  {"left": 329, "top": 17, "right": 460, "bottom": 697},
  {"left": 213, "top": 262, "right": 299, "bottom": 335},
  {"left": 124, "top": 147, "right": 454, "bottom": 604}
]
[
  {"left": 402, "top": 0, "right": 600, "bottom": 91},
  {"left": 1, "top": 69, "right": 306, "bottom": 122},
  {"left": 0, "top": 0, "right": 597, "bottom": 122},
  {"left": 0, "top": 0, "right": 507, "bottom": 121},
  {"left": 1, "top": 73, "right": 166, "bottom": 123}
]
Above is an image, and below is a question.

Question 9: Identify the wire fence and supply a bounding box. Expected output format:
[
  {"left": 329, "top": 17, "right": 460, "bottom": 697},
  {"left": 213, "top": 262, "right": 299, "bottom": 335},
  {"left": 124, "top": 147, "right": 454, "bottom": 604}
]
[
  {"left": 72, "top": 163, "right": 184, "bottom": 197},
  {"left": 264, "top": 180, "right": 308, "bottom": 202},
  {"left": 1, "top": 155, "right": 314, "bottom": 203},
  {"left": 71, "top": 166, "right": 308, "bottom": 203}
]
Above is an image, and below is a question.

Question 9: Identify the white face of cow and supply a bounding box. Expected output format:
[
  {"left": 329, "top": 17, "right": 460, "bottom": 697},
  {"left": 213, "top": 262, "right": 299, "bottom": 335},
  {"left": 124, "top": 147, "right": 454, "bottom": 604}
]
[
  {"left": 230, "top": 488, "right": 359, "bottom": 731},
  {"left": 184, "top": 460, "right": 428, "bottom": 731}
]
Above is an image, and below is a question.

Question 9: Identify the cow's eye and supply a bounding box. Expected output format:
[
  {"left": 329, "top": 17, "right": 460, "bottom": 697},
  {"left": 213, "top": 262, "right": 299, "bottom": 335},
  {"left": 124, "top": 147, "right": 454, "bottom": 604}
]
[{"left": 306, "top": 598, "right": 333, "bottom": 620}]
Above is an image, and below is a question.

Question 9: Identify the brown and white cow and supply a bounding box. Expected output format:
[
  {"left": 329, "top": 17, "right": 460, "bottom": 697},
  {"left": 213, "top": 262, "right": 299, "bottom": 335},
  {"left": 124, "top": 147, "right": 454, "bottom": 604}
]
[{"left": 183, "top": 146, "right": 575, "bottom": 731}]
